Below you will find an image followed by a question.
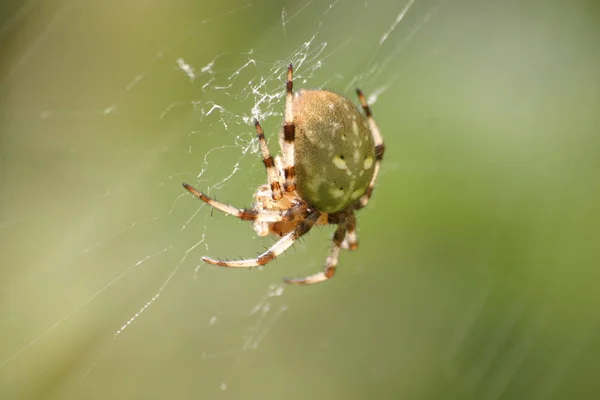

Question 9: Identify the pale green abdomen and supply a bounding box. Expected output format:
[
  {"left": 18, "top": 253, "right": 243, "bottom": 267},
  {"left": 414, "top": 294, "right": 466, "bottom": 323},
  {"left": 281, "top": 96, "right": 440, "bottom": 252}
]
[{"left": 291, "top": 90, "right": 375, "bottom": 213}]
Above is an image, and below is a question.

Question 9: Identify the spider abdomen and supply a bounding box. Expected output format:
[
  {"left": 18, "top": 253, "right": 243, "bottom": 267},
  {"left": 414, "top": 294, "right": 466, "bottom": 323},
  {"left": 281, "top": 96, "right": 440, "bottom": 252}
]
[{"left": 289, "top": 90, "right": 376, "bottom": 213}]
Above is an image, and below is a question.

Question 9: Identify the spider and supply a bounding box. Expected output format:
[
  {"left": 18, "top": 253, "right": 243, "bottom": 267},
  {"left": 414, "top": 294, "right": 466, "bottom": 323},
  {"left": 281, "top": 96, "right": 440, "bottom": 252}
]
[{"left": 183, "top": 64, "right": 384, "bottom": 284}]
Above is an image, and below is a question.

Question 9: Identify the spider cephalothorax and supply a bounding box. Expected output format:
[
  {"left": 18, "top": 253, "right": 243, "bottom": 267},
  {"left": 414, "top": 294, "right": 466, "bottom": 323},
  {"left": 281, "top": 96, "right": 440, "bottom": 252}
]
[{"left": 183, "top": 64, "right": 384, "bottom": 284}]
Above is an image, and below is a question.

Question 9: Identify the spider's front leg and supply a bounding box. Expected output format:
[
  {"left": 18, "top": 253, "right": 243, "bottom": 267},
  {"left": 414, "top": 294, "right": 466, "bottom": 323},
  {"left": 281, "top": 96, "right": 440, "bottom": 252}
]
[
  {"left": 254, "top": 120, "right": 284, "bottom": 201},
  {"left": 182, "top": 183, "right": 285, "bottom": 222},
  {"left": 282, "top": 64, "right": 297, "bottom": 192},
  {"left": 202, "top": 210, "right": 320, "bottom": 268}
]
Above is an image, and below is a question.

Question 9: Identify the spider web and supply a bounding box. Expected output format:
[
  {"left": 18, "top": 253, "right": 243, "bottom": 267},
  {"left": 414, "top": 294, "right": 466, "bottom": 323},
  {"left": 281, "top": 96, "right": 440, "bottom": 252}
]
[{"left": 2, "top": 0, "right": 600, "bottom": 399}]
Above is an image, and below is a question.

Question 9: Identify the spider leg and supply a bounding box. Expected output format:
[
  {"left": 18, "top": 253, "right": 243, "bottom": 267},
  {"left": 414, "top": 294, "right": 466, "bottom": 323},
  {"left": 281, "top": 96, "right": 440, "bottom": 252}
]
[
  {"left": 355, "top": 89, "right": 385, "bottom": 210},
  {"left": 284, "top": 220, "right": 347, "bottom": 285},
  {"left": 182, "top": 183, "right": 285, "bottom": 222},
  {"left": 340, "top": 212, "right": 358, "bottom": 251},
  {"left": 282, "top": 64, "right": 296, "bottom": 192},
  {"left": 254, "top": 120, "right": 283, "bottom": 201},
  {"left": 202, "top": 210, "right": 320, "bottom": 268}
]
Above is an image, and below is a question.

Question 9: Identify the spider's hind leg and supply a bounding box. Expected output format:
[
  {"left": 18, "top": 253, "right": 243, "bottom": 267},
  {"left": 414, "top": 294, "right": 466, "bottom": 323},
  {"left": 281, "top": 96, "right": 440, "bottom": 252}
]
[
  {"left": 327, "top": 211, "right": 358, "bottom": 251},
  {"left": 340, "top": 212, "right": 358, "bottom": 251},
  {"left": 355, "top": 89, "right": 385, "bottom": 210},
  {"left": 284, "top": 221, "right": 347, "bottom": 285}
]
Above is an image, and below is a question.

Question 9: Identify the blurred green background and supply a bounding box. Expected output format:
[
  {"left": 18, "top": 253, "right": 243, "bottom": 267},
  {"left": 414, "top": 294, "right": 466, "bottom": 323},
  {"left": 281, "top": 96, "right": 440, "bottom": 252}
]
[{"left": 1, "top": 0, "right": 599, "bottom": 399}]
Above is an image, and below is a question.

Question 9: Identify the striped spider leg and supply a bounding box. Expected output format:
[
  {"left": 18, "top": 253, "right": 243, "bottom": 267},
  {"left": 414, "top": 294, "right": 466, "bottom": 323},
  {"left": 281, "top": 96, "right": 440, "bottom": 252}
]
[
  {"left": 281, "top": 64, "right": 297, "bottom": 193},
  {"left": 354, "top": 89, "right": 385, "bottom": 210},
  {"left": 284, "top": 210, "right": 356, "bottom": 285}
]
